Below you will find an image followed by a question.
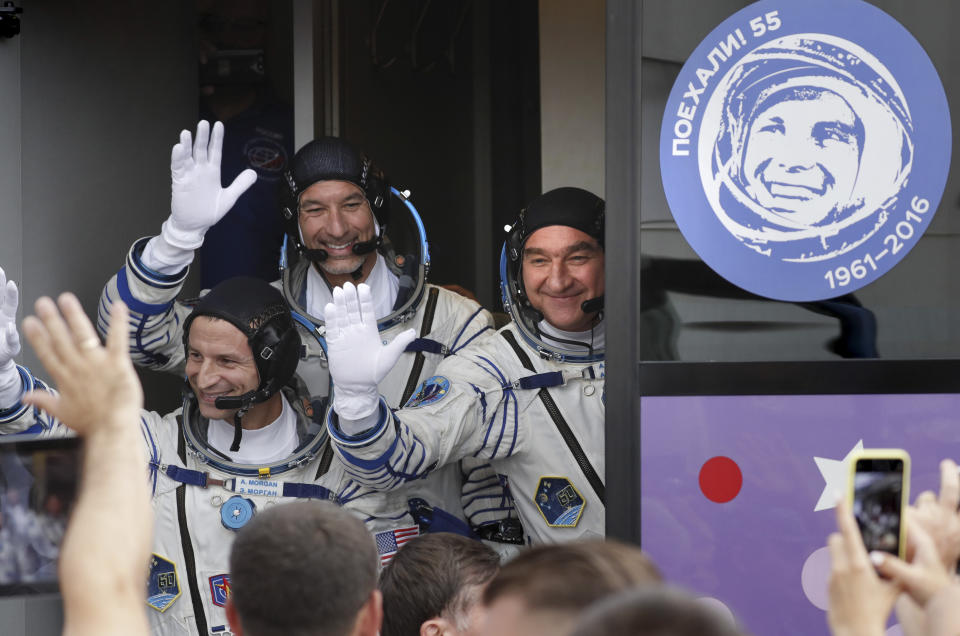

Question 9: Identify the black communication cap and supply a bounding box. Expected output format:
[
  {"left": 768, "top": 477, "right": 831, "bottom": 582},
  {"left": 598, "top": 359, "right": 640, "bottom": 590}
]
[{"left": 520, "top": 187, "right": 605, "bottom": 247}]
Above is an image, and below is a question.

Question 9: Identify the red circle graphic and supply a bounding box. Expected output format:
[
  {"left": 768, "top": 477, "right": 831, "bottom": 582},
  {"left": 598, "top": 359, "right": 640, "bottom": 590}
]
[{"left": 699, "top": 456, "right": 743, "bottom": 503}]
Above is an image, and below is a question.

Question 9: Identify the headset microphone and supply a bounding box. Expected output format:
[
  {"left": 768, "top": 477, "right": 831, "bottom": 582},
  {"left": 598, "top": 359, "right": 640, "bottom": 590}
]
[
  {"left": 213, "top": 391, "right": 258, "bottom": 411},
  {"left": 301, "top": 248, "right": 329, "bottom": 263},
  {"left": 581, "top": 295, "right": 604, "bottom": 314},
  {"left": 301, "top": 232, "right": 383, "bottom": 264},
  {"left": 351, "top": 235, "right": 383, "bottom": 255}
]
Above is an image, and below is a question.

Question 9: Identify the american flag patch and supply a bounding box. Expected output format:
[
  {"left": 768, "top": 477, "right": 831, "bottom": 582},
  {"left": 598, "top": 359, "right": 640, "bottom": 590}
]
[{"left": 375, "top": 526, "right": 419, "bottom": 565}]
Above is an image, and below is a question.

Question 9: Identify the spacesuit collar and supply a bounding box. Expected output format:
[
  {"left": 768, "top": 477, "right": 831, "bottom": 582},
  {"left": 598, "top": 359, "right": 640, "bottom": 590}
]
[{"left": 537, "top": 319, "right": 606, "bottom": 354}]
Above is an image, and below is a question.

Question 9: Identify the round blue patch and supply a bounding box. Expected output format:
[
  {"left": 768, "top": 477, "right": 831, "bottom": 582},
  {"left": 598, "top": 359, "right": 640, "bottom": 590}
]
[
  {"left": 659, "top": 0, "right": 950, "bottom": 301},
  {"left": 220, "top": 495, "right": 256, "bottom": 531},
  {"left": 403, "top": 376, "right": 451, "bottom": 409}
]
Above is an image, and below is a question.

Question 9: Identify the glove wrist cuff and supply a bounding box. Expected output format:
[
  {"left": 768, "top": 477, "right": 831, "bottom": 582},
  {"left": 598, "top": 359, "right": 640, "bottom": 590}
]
[
  {"left": 333, "top": 388, "right": 380, "bottom": 422},
  {"left": 144, "top": 230, "right": 196, "bottom": 274},
  {"left": 160, "top": 217, "right": 206, "bottom": 251}
]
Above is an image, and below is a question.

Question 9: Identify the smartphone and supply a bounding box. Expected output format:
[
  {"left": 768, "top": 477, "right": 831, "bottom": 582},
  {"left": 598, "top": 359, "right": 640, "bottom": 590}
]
[
  {"left": 848, "top": 449, "right": 910, "bottom": 560},
  {"left": 0, "top": 435, "right": 81, "bottom": 596}
]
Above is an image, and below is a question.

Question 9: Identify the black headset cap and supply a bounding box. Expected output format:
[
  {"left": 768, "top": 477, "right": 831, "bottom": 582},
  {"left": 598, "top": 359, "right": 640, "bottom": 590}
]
[{"left": 182, "top": 276, "right": 300, "bottom": 403}]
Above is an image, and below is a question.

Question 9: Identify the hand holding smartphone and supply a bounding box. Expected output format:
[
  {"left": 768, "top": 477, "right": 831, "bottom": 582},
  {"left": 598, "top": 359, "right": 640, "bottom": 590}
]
[{"left": 848, "top": 449, "right": 911, "bottom": 560}]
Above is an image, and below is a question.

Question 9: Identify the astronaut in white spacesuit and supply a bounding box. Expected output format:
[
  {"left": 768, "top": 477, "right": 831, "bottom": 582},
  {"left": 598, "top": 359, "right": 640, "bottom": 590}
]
[
  {"left": 97, "top": 121, "right": 520, "bottom": 547},
  {"left": 0, "top": 272, "right": 430, "bottom": 635},
  {"left": 324, "top": 187, "right": 606, "bottom": 545}
]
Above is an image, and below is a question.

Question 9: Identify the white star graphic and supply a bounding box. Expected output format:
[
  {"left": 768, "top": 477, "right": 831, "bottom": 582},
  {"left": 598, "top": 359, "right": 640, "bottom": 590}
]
[{"left": 813, "top": 440, "right": 864, "bottom": 511}]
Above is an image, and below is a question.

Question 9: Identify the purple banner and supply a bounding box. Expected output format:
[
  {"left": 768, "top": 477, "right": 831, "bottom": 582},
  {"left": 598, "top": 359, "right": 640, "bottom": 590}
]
[{"left": 641, "top": 394, "right": 957, "bottom": 635}]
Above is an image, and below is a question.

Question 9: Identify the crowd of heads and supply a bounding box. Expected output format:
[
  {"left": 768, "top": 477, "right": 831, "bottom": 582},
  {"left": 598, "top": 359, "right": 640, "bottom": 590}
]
[{"left": 222, "top": 516, "right": 748, "bottom": 636}]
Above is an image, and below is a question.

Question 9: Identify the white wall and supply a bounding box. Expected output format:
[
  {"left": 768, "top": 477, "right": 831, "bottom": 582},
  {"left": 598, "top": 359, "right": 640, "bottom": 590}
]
[{"left": 539, "top": 0, "right": 605, "bottom": 197}]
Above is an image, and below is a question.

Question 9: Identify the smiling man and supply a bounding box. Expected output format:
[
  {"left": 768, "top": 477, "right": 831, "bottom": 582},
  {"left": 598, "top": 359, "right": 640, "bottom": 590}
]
[
  {"left": 0, "top": 274, "right": 415, "bottom": 635},
  {"left": 323, "top": 187, "right": 606, "bottom": 544}
]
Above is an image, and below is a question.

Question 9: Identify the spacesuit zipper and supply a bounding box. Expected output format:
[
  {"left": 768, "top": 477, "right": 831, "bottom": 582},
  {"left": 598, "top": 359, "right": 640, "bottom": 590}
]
[
  {"left": 176, "top": 485, "right": 209, "bottom": 635},
  {"left": 537, "top": 389, "right": 606, "bottom": 504},
  {"left": 400, "top": 286, "right": 440, "bottom": 405},
  {"left": 314, "top": 442, "right": 334, "bottom": 480},
  {"left": 176, "top": 418, "right": 209, "bottom": 635}
]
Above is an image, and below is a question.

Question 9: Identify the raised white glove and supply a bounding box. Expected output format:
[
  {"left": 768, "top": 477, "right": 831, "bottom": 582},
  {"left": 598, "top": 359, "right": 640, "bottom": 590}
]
[
  {"left": 148, "top": 120, "right": 258, "bottom": 270},
  {"left": 0, "top": 267, "right": 23, "bottom": 407},
  {"left": 325, "top": 282, "right": 415, "bottom": 427}
]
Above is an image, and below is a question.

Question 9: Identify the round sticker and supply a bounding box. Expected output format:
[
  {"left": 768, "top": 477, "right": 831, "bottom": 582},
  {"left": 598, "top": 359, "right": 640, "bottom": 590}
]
[{"left": 659, "top": 0, "right": 950, "bottom": 301}]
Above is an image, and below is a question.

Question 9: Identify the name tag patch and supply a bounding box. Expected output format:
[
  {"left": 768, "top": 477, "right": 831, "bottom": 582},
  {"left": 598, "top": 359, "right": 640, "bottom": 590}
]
[
  {"left": 147, "top": 554, "right": 181, "bottom": 612},
  {"left": 534, "top": 476, "right": 585, "bottom": 528}
]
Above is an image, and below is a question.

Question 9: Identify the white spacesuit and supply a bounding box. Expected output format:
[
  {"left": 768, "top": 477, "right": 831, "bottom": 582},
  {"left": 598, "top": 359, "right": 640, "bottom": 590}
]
[
  {"left": 97, "top": 123, "right": 518, "bottom": 544},
  {"left": 0, "top": 274, "right": 428, "bottom": 635},
  {"left": 325, "top": 187, "right": 607, "bottom": 545}
]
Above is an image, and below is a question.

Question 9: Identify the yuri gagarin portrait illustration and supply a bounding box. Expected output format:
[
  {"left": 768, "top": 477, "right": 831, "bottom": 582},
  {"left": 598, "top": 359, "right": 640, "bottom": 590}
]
[{"left": 699, "top": 34, "right": 914, "bottom": 261}]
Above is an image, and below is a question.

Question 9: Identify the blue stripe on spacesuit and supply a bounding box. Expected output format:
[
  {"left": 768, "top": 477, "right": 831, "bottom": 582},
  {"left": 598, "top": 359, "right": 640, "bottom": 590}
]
[
  {"left": 490, "top": 391, "right": 515, "bottom": 459},
  {"left": 471, "top": 357, "right": 520, "bottom": 460},
  {"left": 326, "top": 399, "right": 390, "bottom": 448},
  {"left": 468, "top": 384, "right": 487, "bottom": 459},
  {"left": 337, "top": 430, "right": 400, "bottom": 471},
  {"left": 116, "top": 266, "right": 176, "bottom": 317},
  {"left": 338, "top": 481, "right": 364, "bottom": 503},
  {"left": 460, "top": 475, "right": 499, "bottom": 496},
  {"left": 505, "top": 391, "right": 520, "bottom": 457},
  {"left": 462, "top": 461, "right": 495, "bottom": 482},
  {"left": 461, "top": 490, "right": 513, "bottom": 511},
  {"left": 450, "top": 308, "right": 491, "bottom": 354},
  {"left": 139, "top": 417, "right": 159, "bottom": 496},
  {"left": 0, "top": 366, "right": 33, "bottom": 423},
  {"left": 102, "top": 287, "right": 170, "bottom": 367},
  {"left": 342, "top": 463, "right": 394, "bottom": 488},
  {"left": 127, "top": 237, "right": 188, "bottom": 288},
  {"left": 390, "top": 431, "right": 427, "bottom": 480},
  {"left": 474, "top": 356, "right": 507, "bottom": 455}
]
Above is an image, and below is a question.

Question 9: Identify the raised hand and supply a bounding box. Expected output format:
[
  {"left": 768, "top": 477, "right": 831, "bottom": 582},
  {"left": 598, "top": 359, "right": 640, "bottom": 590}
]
[
  {"left": 0, "top": 267, "right": 20, "bottom": 367},
  {"left": 324, "top": 282, "right": 414, "bottom": 421},
  {"left": 871, "top": 515, "right": 952, "bottom": 607},
  {"left": 0, "top": 267, "right": 22, "bottom": 407},
  {"left": 162, "top": 120, "right": 258, "bottom": 250},
  {"left": 908, "top": 459, "right": 960, "bottom": 571},
  {"left": 827, "top": 498, "right": 899, "bottom": 636}
]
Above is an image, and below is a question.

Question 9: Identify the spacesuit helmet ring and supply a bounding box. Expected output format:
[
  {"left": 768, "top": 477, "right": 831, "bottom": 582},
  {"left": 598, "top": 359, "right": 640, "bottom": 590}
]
[{"left": 500, "top": 187, "right": 605, "bottom": 362}]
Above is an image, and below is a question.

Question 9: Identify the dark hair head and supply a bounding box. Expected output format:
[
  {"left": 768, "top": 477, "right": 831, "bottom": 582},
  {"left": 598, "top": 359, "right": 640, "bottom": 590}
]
[
  {"left": 379, "top": 533, "right": 500, "bottom": 636},
  {"left": 570, "top": 586, "right": 747, "bottom": 636},
  {"left": 483, "top": 539, "right": 662, "bottom": 613},
  {"left": 229, "top": 501, "right": 378, "bottom": 636}
]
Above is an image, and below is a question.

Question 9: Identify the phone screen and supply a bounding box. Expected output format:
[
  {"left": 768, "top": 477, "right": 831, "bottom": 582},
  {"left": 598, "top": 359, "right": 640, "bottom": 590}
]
[
  {"left": 852, "top": 458, "right": 904, "bottom": 556},
  {"left": 0, "top": 436, "right": 81, "bottom": 596}
]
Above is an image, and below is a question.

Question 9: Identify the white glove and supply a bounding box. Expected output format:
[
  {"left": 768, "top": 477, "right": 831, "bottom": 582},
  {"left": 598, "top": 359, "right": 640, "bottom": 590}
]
[
  {"left": 147, "top": 120, "right": 258, "bottom": 270},
  {"left": 325, "top": 282, "right": 415, "bottom": 427},
  {"left": 0, "top": 267, "right": 22, "bottom": 407}
]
